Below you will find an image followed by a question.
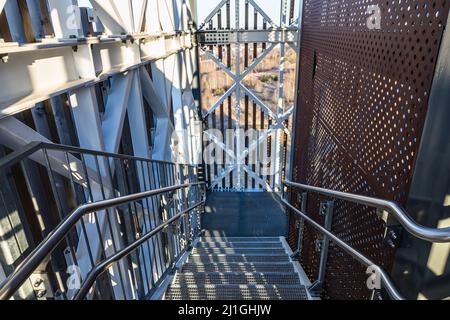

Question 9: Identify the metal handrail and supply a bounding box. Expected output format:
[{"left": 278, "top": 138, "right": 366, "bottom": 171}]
[
  {"left": 278, "top": 197, "right": 405, "bottom": 300},
  {"left": 73, "top": 201, "right": 204, "bottom": 300},
  {"left": 281, "top": 180, "right": 450, "bottom": 300},
  {"left": 284, "top": 180, "right": 450, "bottom": 243},
  {"left": 0, "top": 182, "right": 205, "bottom": 301},
  {"left": 0, "top": 142, "right": 194, "bottom": 170}
]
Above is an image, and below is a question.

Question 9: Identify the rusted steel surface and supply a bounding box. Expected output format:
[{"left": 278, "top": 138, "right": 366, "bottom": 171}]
[{"left": 291, "top": 0, "right": 450, "bottom": 299}]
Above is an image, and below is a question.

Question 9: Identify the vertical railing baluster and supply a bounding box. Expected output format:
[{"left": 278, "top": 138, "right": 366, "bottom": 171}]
[
  {"left": 113, "top": 157, "right": 150, "bottom": 297},
  {"left": 147, "top": 161, "right": 164, "bottom": 281},
  {"left": 93, "top": 155, "right": 128, "bottom": 299},
  {"left": 42, "top": 149, "right": 79, "bottom": 277},
  {"left": 121, "top": 158, "right": 152, "bottom": 294},
  {"left": 79, "top": 153, "right": 115, "bottom": 299},
  {"left": 137, "top": 160, "right": 156, "bottom": 290},
  {"left": 64, "top": 152, "right": 95, "bottom": 269}
]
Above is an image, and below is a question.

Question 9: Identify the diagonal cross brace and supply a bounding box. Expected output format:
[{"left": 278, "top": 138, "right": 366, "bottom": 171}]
[
  {"left": 198, "top": 0, "right": 228, "bottom": 31},
  {"left": 210, "top": 164, "right": 237, "bottom": 189},
  {"left": 248, "top": 0, "right": 278, "bottom": 27},
  {"left": 201, "top": 44, "right": 277, "bottom": 121}
]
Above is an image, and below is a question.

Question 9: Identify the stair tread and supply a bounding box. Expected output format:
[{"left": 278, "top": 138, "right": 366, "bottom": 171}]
[
  {"left": 197, "top": 242, "right": 283, "bottom": 247},
  {"left": 202, "top": 237, "right": 281, "bottom": 242},
  {"left": 183, "top": 262, "right": 295, "bottom": 265},
  {"left": 179, "top": 271, "right": 298, "bottom": 275},
  {"left": 164, "top": 284, "right": 308, "bottom": 300},
  {"left": 189, "top": 255, "right": 290, "bottom": 263},
  {"left": 165, "top": 236, "right": 306, "bottom": 300},
  {"left": 190, "top": 254, "right": 288, "bottom": 256},
  {"left": 173, "top": 272, "right": 301, "bottom": 285},
  {"left": 193, "top": 248, "right": 287, "bottom": 253}
]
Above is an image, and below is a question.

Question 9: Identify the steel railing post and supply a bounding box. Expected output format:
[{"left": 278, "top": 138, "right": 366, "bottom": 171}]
[{"left": 309, "top": 200, "right": 334, "bottom": 297}]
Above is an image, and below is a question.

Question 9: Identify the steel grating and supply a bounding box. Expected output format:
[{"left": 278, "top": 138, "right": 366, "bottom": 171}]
[
  {"left": 290, "top": 0, "right": 450, "bottom": 299},
  {"left": 166, "top": 235, "right": 307, "bottom": 300},
  {"left": 201, "top": 237, "right": 281, "bottom": 242},
  {"left": 164, "top": 284, "right": 308, "bottom": 300},
  {"left": 192, "top": 248, "right": 287, "bottom": 254},
  {"left": 197, "top": 242, "right": 283, "bottom": 248},
  {"left": 189, "top": 254, "right": 290, "bottom": 263},
  {"left": 182, "top": 262, "right": 295, "bottom": 273},
  {"left": 173, "top": 272, "right": 301, "bottom": 286}
]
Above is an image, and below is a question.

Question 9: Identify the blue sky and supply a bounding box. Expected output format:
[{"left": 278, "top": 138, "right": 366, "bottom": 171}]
[
  {"left": 76, "top": 0, "right": 299, "bottom": 27},
  {"left": 196, "top": 0, "right": 299, "bottom": 26}
]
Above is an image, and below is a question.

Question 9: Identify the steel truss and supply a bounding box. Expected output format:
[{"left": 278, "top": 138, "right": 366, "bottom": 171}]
[
  {"left": 0, "top": 0, "right": 201, "bottom": 300},
  {"left": 198, "top": 0, "right": 299, "bottom": 192}
]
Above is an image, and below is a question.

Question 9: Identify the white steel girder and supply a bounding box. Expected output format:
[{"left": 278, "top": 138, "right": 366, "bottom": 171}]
[
  {"left": 0, "top": 0, "right": 200, "bottom": 299},
  {"left": 89, "top": 0, "right": 152, "bottom": 35},
  {"left": 0, "top": 0, "right": 6, "bottom": 15},
  {"left": 46, "top": 0, "right": 84, "bottom": 39},
  {"left": 140, "top": 67, "right": 175, "bottom": 161}
]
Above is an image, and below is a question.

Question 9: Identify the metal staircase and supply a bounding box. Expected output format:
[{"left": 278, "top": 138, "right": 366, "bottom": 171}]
[
  {"left": 1, "top": 143, "right": 450, "bottom": 301},
  {"left": 164, "top": 237, "right": 308, "bottom": 300}
]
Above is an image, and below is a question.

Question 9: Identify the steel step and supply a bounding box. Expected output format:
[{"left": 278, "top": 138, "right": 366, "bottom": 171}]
[
  {"left": 202, "top": 237, "right": 281, "bottom": 243},
  {"left": 197, "top": 242, "right": 283, "bottom": 248},
  {"left": 189, "top": 254, "right": 290, "bottom": 263},
  {"left": 182, "top": 262, "right": 295, "bottom": 273},
  {"left": 164, "top": 284, "right": 308, "bottom": 300},
  {"left": 192, "top": 247, "right": 287, "bottom": 254},
  {"left": 172, "top": 272, "right": 301, "bottom": 285}
]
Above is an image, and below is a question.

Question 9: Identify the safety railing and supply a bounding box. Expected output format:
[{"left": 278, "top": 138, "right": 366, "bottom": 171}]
[
  {"left": 0, "top": 183, "right": 205, "bottom": 300},
  {"left": 0, "top": 142, "right": 204, "bottom": 300},
  {"left": 280, "top": 180, "right": 450, "bottom": 300}
]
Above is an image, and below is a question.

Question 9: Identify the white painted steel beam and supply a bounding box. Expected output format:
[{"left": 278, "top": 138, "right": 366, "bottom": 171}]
[
  {"left": 47, "top": 0, "right": 84, "bottom": 39},
  {"left": 202, "top": 83, "right": 237, "bottom": 118},
  {"left": 248, "top": 0, "right": 277, "bottom": 27},
  {"left": 89, "top": 0, "right": 130, "bottom": 35},
  {"left": 0, "top": 33, "right": 193, "bottom": 121},
  {"left": 157, "top": 0, "right": 176, "bottom": 32},
  {"left": 198, "top": 29, "right": 298, "bottom": 45},
  {"left": 101, "top": 72, "right": 133, "bottom": 153},
  {"left": 145, "top": 0, "right": 160, "bottom": 33},
  {"left": 197, "top": 0, "right": 227, "bottom": 30},
  {"left": 0, "top": 0, "right": 6, "bottom": 14},
  {"left": 140, "top": 66, "right": 175, "bottom": 162}
]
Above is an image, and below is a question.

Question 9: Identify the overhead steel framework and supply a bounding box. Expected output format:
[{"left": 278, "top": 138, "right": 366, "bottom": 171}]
[
  {"left": 0, "top": 0, "right": 201, "bottom": 299},
  {"left": 0, "top": 0, "right": 201, "bottom": 165}
]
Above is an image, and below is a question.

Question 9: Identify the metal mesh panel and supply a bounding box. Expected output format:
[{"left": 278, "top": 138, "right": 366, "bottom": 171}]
[{"left": 292, "top": 0, "right": 450, "bottom": 299}]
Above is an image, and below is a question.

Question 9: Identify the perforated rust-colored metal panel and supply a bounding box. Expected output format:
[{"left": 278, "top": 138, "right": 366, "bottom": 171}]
[{"left": 291, "top": 0, "right": 450, "bottom": 299}]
